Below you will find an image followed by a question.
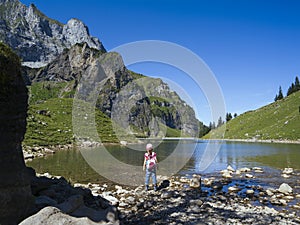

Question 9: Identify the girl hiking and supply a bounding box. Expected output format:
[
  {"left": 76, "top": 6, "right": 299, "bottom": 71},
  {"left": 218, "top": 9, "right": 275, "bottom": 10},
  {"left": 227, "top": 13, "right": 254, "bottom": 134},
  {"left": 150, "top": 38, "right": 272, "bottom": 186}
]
[{"left": 143, "top": 143, "right": 158, "bottom": 191}]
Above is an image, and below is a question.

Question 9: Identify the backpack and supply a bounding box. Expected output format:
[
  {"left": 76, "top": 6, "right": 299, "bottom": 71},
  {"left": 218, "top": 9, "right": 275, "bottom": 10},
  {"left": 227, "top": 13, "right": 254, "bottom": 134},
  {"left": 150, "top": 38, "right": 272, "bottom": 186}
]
[{"left": 145, "top": 152, "right": 157, "bottom": 170}]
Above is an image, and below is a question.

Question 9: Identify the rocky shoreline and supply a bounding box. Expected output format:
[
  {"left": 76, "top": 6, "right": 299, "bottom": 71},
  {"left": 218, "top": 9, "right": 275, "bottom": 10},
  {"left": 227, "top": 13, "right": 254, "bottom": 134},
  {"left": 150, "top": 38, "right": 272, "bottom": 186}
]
[
  {"left": 205, "top": 138, "right": 300, "bottom": 145},
  {"left": 22, "top": 144, "right": 74, "bottom": 160},
  {"left": 20, "top": 165, "right": 300, "bottom": 225}
]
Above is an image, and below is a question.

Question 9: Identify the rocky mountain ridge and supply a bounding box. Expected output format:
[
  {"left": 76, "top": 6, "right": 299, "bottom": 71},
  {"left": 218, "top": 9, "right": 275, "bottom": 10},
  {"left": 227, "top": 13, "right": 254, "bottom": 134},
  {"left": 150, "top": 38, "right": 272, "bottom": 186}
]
[
  {"left": 0, "top": 0, "right": 105, "bottom": 67},
  {"left": 1, "top": 0, "right": 200, "bottom": 138},
  {"left": 25, "top": 43, "right": 199, "bottom": 137}
]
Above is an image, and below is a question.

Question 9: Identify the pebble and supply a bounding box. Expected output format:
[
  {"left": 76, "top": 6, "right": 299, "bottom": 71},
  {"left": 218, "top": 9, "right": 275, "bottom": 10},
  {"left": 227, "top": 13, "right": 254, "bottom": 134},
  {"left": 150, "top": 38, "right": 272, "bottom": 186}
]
[
  {"left": 283, "top": 168, "right": 294, "bottom": 175},
  {"left": 245, "top": 174, "right": 254, "bottom": 178}
]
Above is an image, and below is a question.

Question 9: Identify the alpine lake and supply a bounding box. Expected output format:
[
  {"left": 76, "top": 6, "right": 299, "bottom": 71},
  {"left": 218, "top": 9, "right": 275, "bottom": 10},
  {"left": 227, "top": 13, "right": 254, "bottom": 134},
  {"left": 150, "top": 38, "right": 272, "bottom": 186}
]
[{"left": 26, "top": 140, "right": 300, "bottom": 188}]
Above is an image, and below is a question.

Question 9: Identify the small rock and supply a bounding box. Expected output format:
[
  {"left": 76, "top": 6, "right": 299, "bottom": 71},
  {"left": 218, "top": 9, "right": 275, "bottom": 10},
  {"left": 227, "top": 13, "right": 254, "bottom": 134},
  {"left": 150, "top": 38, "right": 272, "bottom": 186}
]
[
  {"left": 44, "top": 148, "right": 55, "bottom": 154},
  {"left": 252, "top": 167, "right": 263, "bottom": 171},
  {"left": 278, "top": 183, "right": 293, "bottom": 194},
  {"left": 222, "top": 171, "right": 232, "bottom": 179},
  {"left": 24, "top": 153, "right": 34, "bottom": 160},
  {"left": 282, "top": 168, "right": 293, "bottom": 175},
  {"left": 279, "top": 199, "right": 287, "bottom": 206},
  {"left": 246, "top": 189, "right": 255, "bottom": 195},
  {"left": 266, "top": 189, "right": 274, "bottom": 196},
  {"left": 245, "top": 174, "right": 254, "bottom": 178},
  {"left": 203, "top": 178, "right": 213, "bottom": 186},
  {"left": 284, "top": 195, "right": 294, "bottom": 201},
  {"left": 292, "top": 204, "right": 300, "bottom": 209},
  {"left": 240, "top": 167, "right": 251, "bottom": 172},
  {"left": 228, "top": 186, "right": 240, "bottom": 192},
  {"left": 161, "top": 191, "right": 172, "bottom": 199},
  {"left": 118, "top": 202, "right": 128, "bottom": 208},
  {"left": 180, "top": 177, "right": 189, "bottom": 183},
  {"left": 126, "top": 196, "right": 136, "bottom": 205},
  {"left": 281, "top": 174, "right": 291, "bottom": 178},
  {"left": 190, "top": 199, "right": 203, "bottom": 206},
  {"left": 189, "top": 177, "right": 201, "bottom": 188}
]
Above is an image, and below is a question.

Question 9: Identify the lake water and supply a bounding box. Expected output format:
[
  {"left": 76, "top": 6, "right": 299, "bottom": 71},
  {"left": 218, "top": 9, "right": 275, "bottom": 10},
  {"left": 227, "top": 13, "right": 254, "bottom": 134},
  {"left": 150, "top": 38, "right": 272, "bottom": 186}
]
[{"left": 26, "top": 140, "right": 300, "bottom": 186}]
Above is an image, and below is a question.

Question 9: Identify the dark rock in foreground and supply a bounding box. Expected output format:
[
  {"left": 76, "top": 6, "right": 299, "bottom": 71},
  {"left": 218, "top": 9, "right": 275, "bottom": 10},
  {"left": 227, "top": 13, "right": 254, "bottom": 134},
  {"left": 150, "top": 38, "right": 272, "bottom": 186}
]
[{"left": 0, "top": 43, "right": 34, "bottom": 225}]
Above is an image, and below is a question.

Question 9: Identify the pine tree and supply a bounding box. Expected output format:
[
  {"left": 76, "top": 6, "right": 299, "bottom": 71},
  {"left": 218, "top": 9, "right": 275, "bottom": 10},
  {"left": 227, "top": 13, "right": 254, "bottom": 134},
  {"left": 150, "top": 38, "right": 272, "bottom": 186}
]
[
  {"left": 217, "top": 116, "right": 224, "bottom": 127},
  {"left": 226, "top": 113, "right": 233, "bottom": 122},
  {"left": 234, "top": 113, "right": 237, "bottom": 118},
  {"left": 287, "top": 83, "right": 295, "bottom": 96},
  {"left": 295, "top": 76, "right": 300, "bottom": 92},
  {"left": 275, "top": 86, "right": 283, "bottom": 101},
  {"left": 278, "top": 86, "right": 284, "bottom": 100}
]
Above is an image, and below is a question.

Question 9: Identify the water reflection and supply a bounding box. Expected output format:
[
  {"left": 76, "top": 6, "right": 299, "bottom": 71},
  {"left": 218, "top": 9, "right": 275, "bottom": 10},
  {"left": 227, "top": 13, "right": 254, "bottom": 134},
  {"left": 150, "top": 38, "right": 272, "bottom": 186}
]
[{"left": 26, "top": 140, "right": 300, "bottom": 185}]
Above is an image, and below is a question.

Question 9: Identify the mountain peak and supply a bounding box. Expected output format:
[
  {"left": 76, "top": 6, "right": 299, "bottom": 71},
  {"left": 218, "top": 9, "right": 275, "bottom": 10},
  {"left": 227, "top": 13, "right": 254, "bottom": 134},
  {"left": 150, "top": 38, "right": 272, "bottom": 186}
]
[{"left": 0, "top": 0, "right": 106, "bottom": 67}]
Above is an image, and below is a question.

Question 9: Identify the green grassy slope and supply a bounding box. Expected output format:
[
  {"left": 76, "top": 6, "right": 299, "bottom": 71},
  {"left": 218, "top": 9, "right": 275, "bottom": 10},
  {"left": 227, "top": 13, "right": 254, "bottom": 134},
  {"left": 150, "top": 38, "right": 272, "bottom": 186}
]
[
  {"left": 24, "top": 81, "right": 184, "bottom": 146},
  {"left": 205, "top": 91, "right": 300, "bottom": 141},
  {"left": 24, "top": 98, "right": 124, "bottom": 146}
]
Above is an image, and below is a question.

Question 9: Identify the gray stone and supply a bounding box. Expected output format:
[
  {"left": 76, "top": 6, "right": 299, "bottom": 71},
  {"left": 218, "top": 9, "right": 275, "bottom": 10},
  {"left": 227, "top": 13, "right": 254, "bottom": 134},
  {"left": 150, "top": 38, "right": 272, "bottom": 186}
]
[
  {"left": 282, "top": 168, "right": 293, "bottom": 175},
  {"left": 189, "top": 177, "right": 201, "bottom": 188},
  {"left": 161, "top": 191, "right": 173, "bottom": 199},
  {"left": 278, "top": 183, "right": 293, "bottom": 194},
  {"left": 19, "top": 206, "right": 118, "bottom": 225}
]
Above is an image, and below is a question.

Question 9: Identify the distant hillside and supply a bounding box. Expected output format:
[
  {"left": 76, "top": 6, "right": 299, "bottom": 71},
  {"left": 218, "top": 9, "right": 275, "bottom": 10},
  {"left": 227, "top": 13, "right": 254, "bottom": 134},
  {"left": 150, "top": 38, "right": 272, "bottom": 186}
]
[{"left": 205, "top": 91, "right": 300, "bottom": 141}]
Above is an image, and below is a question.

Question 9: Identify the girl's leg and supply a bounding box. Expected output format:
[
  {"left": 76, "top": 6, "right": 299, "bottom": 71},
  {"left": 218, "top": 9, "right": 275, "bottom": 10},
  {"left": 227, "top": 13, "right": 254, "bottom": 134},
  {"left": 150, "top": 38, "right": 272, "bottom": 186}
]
[
  {"left": 152, "top": 170, "right": 157, "bottom": 191},
  {"left": 145, "top": 170, "right": 150, "bottom": 190}
]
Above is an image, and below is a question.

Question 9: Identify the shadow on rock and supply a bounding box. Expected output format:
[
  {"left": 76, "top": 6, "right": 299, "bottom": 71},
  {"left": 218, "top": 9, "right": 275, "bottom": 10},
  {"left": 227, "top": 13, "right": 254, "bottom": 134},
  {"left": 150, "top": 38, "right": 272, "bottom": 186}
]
[
  {"left": 19, "top": 167, "right": 119, "bottom": 225},
  {"left": 157, "top": 180, "right": 170, "bottom": 191}
]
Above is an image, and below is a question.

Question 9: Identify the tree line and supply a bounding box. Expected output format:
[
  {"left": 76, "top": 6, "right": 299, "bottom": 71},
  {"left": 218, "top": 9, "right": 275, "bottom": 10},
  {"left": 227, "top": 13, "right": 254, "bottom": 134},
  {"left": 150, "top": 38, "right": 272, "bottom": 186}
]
[{"left": 274, "top": 76, "right": 300, "bottom": 101}]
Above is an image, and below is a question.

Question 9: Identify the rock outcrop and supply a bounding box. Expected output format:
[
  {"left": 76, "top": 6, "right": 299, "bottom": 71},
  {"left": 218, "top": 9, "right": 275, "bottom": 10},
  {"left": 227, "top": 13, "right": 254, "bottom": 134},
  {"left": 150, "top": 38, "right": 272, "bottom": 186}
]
[
  {"left": 0, "top": 43, "right": 33, "bottom": 224},
  {"left": 0, "top": 0, "right": 105, "bottom": 67}
]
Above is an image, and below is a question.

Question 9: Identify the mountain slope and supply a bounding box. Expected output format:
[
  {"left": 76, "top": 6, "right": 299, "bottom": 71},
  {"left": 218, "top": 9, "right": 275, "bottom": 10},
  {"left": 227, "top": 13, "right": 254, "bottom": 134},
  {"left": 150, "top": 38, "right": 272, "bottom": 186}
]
[
  {"left": 205, "top": 91, "right": 300, "bottom": 141},
  {"left": 0, "top": 0, "right": 201, "bottom": 143}
]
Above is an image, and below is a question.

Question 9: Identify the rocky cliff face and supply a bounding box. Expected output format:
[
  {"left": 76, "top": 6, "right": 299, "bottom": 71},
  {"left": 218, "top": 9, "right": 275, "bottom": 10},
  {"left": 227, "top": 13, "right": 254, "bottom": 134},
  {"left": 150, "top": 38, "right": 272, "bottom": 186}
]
[
  {"left": 0, "top": 43, "right": 33, "bottom": 224},
  {"left": 0, "top": 0, "right": 105, "bottom": 67}
]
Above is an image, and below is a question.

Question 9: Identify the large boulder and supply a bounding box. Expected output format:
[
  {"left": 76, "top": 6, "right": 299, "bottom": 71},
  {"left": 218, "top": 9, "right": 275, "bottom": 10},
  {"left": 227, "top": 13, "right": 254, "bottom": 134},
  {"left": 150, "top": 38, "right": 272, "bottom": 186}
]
[
  {"left": 19, "top": 206, "right": 118, "bottom": 225},
  {"left": 0, "top": 43, "right": 34, "bottom": 224}
]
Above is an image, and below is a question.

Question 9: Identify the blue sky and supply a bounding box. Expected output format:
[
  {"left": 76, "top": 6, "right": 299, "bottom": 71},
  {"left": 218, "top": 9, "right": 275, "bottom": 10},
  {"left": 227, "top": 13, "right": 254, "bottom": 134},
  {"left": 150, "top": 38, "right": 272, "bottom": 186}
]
[{"left": 21, "top": 0, "right": 300, "bottom": 125}]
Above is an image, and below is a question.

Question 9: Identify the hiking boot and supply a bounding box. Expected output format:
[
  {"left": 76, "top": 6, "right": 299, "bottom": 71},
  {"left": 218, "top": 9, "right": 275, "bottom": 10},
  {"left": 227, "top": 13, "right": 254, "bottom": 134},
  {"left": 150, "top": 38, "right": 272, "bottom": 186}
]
[
  {"left": 145, "top": 185, "right": 149, "bottom": 191},
  {"left": 154, "top": 185, "right": 157, "bottom": 191}
]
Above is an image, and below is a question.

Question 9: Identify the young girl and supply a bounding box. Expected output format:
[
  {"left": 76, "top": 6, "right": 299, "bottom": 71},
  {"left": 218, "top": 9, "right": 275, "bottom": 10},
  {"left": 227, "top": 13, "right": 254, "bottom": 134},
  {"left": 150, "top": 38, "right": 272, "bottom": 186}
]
[{"left": 143, "top": 143, "right": 158, "bottom": 191}]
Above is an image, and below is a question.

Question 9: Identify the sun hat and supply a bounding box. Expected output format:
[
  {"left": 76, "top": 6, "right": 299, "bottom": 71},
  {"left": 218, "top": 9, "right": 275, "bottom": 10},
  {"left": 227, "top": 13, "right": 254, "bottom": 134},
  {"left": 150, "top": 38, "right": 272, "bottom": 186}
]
[{"left": 146, "top": 143, "right": 153, "bottom": 150}]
